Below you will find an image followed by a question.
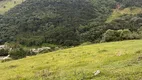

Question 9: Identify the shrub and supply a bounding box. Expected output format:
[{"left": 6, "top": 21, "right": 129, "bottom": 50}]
[
  {"left": 102, "top": 29, "right": 139, "bottom": 42},
  {"left": 9, "top": 48, "right": 28, "bottom": 59},
  {"left": 138, "top": 27, "right": 142, "bottom": 38},
  {"left": 120, "top": 29, "right": 132, "bottom": 40},
  {"left": 0, "top": 49, "right": 9, "bottom": 56},
  {"left": 131, "top": 32, "right": 140, "bottom": 39},
  {"left": 102, "top": 29, "right": 120, "bottom": 42}
]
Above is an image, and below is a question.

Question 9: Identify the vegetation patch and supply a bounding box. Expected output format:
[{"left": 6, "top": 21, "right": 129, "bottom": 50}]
[
  {"left": 0, "top": 0, "right": 25, "bottom": 14},
  {"left": 135, "top": 49, "right": 142, "bottom": 54},
  {"left": 98, "top": 49, "right": 108, "bottom": 53},
  {"left": 106, "top": 7, "right": 142, "bottom": 23}
]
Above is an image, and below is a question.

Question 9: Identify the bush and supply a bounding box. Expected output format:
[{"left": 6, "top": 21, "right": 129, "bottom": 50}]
[
  {"left": 9, "top": 48, "right": 28, "bottom": 59},
  {"left": 102, "top": 29, "right": 121, "bottom": 42},
  {"left": 120, "top": 29, "right": 132, "bottom": 40},
  {"left": 102, "top": 29, "right": 139, "bottom": 42},
  {"left": 138, "top": 27, "right": 142, "bottom": 38},
  {"left": 0, "top": 49, "right": 9, "bottom": 56},
  {"left": 131, "top": 32, "right": 140, "bottom": 39}
]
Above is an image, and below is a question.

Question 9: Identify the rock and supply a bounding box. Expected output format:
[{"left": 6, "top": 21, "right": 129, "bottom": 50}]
[
  {"left": 2, "top": 55, "right": 10, "bottom": 60},
  {"left": 1, "top": 55, "right": 11, "bottom": 62},
  {"left": 31, "top": 47, "right": 51, "bottom": 53},
  {"left": 0, "top": 45, "right": 5, "bottom": 49},
  {"left": 94, "top": 70, "right": 101, "bottom": 76}
]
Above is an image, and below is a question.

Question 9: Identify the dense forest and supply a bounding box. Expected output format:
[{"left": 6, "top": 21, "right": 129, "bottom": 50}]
[{"left": 0, "top": 0, "right": 142, "bottom": 46}]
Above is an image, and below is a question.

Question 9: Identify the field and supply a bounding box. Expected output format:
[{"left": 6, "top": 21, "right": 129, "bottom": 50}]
[
  {"left": 106, "top": 7, "right": 142, "bottom": 23},
  {"left": 0, "top": 40, "right": 142, "bottom": 80},
  {"left": 0, "top": 0, "right": 25, "bottom": 14}
]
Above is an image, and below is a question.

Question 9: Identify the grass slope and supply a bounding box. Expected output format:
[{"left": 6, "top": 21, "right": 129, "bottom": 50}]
[
  {"left": 106, "top": 7, "right": 142, "bottom": 23},
  {"left": 0, "top": 0, "right": 25, "bottom": 14},
  {"left": 1, "top": 40, "right": 142, "bottom": 80}
]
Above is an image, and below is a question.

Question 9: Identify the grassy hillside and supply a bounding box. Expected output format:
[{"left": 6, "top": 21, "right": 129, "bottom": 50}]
[
  {"left": 106, "top": 7, "right": 142, "bottom": 23},
  {"left": 1, "top": 40, "right": 142, "bottom": 80},
  {"left": 0, "top": 0, "right": 25, "bottom": 14}
]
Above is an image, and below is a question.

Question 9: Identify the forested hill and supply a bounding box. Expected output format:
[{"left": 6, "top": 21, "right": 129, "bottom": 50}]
[{"left": 0, "top": 0, "right": 142, "bottom": 46}]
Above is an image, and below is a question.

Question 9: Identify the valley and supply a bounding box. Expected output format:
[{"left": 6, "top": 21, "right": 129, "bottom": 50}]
[{"left": 0, "top": 0, "right": 142, "bottom": 80}]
